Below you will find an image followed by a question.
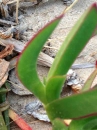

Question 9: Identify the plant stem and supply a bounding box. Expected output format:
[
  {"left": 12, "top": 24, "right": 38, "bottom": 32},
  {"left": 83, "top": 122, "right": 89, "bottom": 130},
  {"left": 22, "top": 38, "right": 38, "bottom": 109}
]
[
  {"left": 0, "top": 83, "right": 10, "bottom": 130},
  {"left": 0, "top": 111, "right": 7, "bottom": 130}
]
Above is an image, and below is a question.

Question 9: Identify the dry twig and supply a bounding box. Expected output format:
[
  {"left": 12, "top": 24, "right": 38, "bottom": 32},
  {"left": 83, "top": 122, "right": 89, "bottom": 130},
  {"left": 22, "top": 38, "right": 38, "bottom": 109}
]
[
  {"left": 16, "top": 0, "right": 19, "bottom": 23},
  {"left": 0, "top": 19, "right": 16, "bottom": 26}
]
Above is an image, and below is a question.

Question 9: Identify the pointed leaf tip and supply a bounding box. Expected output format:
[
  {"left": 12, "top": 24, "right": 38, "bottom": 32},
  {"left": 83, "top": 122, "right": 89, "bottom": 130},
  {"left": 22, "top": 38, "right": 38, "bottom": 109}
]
[
  {"left": 47, "top": 3, "right": 97, "bottom": 79},
  {"left": 92, "top": 3, "right": 97, "bottom": 8},
  {"left": 17, "top": 14, "right": 64, "bottom": 58},
  {"left": 16, "top": 13, "right": 63, "bottom": 104}
]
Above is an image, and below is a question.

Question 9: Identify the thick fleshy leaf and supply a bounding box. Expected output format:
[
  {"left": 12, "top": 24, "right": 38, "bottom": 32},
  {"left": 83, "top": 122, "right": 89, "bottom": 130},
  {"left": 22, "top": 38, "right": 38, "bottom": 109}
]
[
  {"left": 46, "top": 75, "right": 66, "bottom": 103},
  {"left": 93, "top": 28, "right": 97, "bottom": 36},
  {"left": 81, "top": 68, "right": 97, "bottom": 92},
  {"left": 47, "top": 3, "right": 97, "bottom": 80},
  {"left": 17, "top": 15, "right": 63, "bottom": 104},
  {"left": 52, "top": 118, "right": 68, "bottom": 130},
  {"left": 69, "top": 116, "right": 97, "bottom": 130},
  {"left": 46, "top": 88, "right": 97, "bottom": 120}
]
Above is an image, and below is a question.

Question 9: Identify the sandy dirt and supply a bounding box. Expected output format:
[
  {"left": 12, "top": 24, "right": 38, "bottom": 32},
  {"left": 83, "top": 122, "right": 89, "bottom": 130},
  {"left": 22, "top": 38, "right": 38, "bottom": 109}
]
[{"left": 7, "top": 0, "right": 97, "bottom": 129}]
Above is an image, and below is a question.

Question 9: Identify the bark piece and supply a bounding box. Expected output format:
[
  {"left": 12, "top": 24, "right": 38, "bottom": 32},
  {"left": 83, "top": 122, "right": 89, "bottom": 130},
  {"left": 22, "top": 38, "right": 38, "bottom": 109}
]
[
  {"left": 0, "top": 59, "right": 9, "bottom": 87},
  {"left": 0, "top": 19, "right": 16, "bottom": 26},
  {"left": 9, "top": 109, "right": 32, "bottom": 130},
  {"left": 0, "top": 28, "right": 13, "bottom": 39},
  {"left": 0, "top": 44, "right": 14, "bottom": 58},
  {"left": 9, "top": 69, "right": 32, "bottom": 95},
  {"left": 0, "top": 72, "right": 8, "bottom": 87},
  {"left": 0, "top": 2, "right": 9, "bottom": 18},
  {"left": 0, "top": 59, "right": 9, "bottom": 80},
  {"left": 0, "top": 38, "right": 54, "bottom": 67},
  {"left": 0, "top": 38, "right": 95, "bottom": 69}
]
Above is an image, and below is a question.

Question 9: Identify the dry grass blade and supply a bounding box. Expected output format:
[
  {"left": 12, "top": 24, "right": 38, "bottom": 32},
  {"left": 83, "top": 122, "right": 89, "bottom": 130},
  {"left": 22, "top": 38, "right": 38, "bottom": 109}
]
[
  {"left": 16, "top": 0, "right": 19, "bottom": 23},
  {"left": 0, "top": 19, "right": 16, "bottom": 26},
  {"left": 63, "top": 0, "right": 78, "bottom": 14}
]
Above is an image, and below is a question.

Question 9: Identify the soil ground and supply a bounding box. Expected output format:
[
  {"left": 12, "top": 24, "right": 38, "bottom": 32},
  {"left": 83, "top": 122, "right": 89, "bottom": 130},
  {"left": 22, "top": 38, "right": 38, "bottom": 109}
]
[{"left": 7, "top": 0, "right": 97, "bottom": 129}]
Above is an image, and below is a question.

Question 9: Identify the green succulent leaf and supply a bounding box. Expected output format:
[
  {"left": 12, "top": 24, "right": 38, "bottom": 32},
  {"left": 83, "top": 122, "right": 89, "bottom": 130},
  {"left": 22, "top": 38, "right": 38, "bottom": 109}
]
[
  {"left": 52, "top": 118, "right": 68, "bottom": 130},
  {"left": 46, "top": 75, "right": 66, "bottom": 103},
  {"left": 81, "top": 68, "right": 97, "bottom": 92},
  {"left": 47, "top": 3, "right": 97, "bottom": 80},
  {"left": 46, "top": 88, "right": 97, "bottom": 121},
  {"left": 93, "top": 27, "right": 97, "bottom": 36},
  {"left": 17, "top": 15, "right": 63, "bottom": 104},
  {"left": 69, "top": 116, "right": 97, "bottom": 130}
]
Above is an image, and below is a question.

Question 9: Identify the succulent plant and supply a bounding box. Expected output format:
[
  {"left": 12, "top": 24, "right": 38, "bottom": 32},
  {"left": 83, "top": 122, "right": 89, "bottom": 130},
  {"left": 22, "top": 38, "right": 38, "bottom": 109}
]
[{"left": 17, "top": 3, "right": 97, "bottom": 129}]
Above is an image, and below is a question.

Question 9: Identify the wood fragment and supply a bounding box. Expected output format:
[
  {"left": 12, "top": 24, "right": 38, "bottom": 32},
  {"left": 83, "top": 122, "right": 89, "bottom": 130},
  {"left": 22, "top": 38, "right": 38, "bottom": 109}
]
[
  {"left": 8, "top": 71, "right": 32, "bottom": 95},
  {"left": 0, "top": 19, "right": 16, "bottom": 26},
  {"left": 7, "top": 0, "right": 37, "bottom": 5},
  {"left": 0, "top": 38, "right": 24, "bottom": 52},
  {"left": 38, "top": 52, "right": 53, "bottom": 67},
  {"left": 7, "top": 1, "right": 37, "bottom": 9},
  {"left": 0, "top": 26, "right": 20, "bottom": 40},
  {"left": 2, "top": 0, "right": 10, "bottom": 5},
  {"left": 0, "top": 72, "right": 8, "bottom": 87},
  {"left": 16, "top": 0, "right": 19, "bottom": 23},
  {"left": 0, "top": 38, "right": 96, "bottom": 70},
  {"left": 0, "top": 2, "right": 9, "bottom": 18},
  {"left": 0, "top": 28, "right": 13, "bottom": 39},
  {"left": 19, "top": 1, "right": 37, "bottom": 8},
  {"left": 0, "top": 59, "right": 9, "bottom": 87},
  {"left": 7, "top": 0, "right": 19, "bottom": 5},
  {"left": 9, "top": 56, "right": 18, "bottom": 70},
  {"left": 0, "top": 59, "right": 9, "bottom": 81},
  {"left": 9, "top": 109, "right": 32, "bottom": 130},
  {"left": 0, "top": 44, "right": 14, "bottom": 59},
  {"left": 0, "top": 38, "right": 54, "bottom": 68}
]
